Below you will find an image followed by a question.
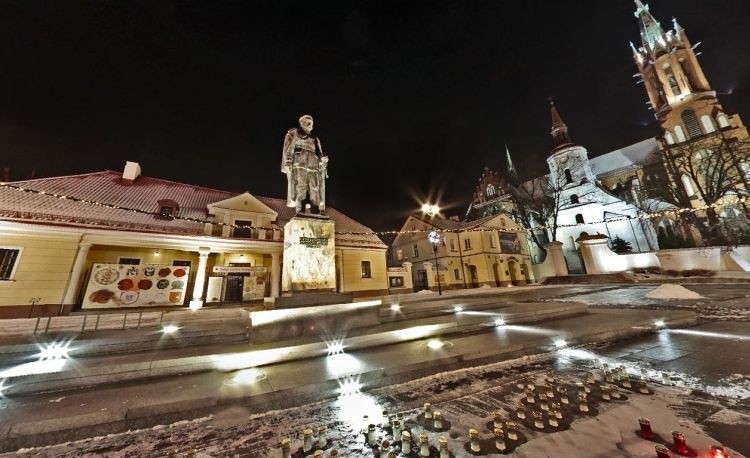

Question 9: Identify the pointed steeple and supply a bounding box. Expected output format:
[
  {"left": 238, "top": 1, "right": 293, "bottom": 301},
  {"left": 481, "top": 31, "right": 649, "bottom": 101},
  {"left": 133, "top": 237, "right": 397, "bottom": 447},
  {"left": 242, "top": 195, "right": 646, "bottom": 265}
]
[
  {"left": 633, "top": 0, "right": 665, "bottom": 53},
  {"left": 505, "top": 144, "right": 517, "bottom": 183},
  {"left": 549, "top": 97, "right": 572, "bottom": 150}
]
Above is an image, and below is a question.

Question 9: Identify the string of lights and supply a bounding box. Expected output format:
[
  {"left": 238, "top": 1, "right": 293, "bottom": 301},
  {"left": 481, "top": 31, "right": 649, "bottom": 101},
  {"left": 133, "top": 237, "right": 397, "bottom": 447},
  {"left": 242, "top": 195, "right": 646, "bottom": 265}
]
[{"left": 0, "top": 182, "right": 746, "bottom": 237}]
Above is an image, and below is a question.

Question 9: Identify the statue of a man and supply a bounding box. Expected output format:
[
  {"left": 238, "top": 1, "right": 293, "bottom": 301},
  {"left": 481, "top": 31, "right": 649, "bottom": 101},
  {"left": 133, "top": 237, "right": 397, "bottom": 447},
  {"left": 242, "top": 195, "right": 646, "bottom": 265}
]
[{"left": 281, "top": 114, "right": 329, "bottom": 214}]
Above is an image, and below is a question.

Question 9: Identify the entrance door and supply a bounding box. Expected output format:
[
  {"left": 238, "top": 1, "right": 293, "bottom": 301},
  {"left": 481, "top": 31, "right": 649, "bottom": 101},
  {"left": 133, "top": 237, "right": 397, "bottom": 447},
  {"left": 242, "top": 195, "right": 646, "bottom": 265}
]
[
  {"left": 415, "top": 270, "right": 428, "bottom": 291},
  {"left": 508, "top": 260, "right": 522, "bottom": 286},
  {"left": 223, "top": 275, "right": 244, "bottom": 302},
  {"left": 492, "top": 263, "right": 501, "bottom": 287},
  {"left": 468, "top": 265, "right": 479, "bottom": 288}
]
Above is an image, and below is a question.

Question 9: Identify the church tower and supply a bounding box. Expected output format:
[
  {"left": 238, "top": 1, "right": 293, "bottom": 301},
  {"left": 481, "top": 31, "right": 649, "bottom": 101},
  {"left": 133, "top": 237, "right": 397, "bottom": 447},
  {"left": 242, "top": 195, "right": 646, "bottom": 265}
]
[
  {"left": 630, "top": 0, "right": 746, "bottom": 145},
  {"left": 546, "top": 99, "right": 598, "bottom": 198}
]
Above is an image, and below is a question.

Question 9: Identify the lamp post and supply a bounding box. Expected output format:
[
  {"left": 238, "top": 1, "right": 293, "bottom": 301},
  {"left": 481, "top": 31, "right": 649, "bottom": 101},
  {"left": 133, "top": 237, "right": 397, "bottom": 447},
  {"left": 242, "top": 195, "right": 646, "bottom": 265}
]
[{"left": 428, "top": 230, "right": 443, "bottom": 295}]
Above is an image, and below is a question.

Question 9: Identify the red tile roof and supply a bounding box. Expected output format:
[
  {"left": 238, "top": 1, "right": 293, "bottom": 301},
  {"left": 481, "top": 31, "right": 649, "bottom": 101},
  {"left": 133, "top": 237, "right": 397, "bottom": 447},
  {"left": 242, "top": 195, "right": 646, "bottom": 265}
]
[{"left": 0, "top": 171, "right": 386, "bottom": 248}]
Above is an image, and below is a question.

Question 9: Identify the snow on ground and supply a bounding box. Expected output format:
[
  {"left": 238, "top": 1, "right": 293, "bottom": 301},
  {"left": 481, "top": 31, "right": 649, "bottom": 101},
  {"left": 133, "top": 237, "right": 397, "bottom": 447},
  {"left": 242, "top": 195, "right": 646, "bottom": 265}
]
[
  {"left": 8, "top": 346, "right": 747, "bottom": 458},
  {"left": 645, "top": 284, "right": 705, "bottom": 300}
]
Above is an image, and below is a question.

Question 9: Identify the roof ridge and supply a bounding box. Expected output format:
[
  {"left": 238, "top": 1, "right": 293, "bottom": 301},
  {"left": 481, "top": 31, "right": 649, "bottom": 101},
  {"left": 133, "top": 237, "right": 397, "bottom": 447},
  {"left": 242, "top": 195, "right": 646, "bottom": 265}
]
[{"left": 9, "top": 170, "right": 115, "bottom": 184}]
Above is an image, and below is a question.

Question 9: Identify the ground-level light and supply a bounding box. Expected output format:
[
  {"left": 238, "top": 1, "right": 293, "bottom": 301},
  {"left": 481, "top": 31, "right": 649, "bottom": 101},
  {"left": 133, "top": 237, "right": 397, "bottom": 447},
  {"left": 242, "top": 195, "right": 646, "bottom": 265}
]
[
  {"left": 553, "top": 338, "right": 567, "bottom": 348},
  {"left": 494, "top": 317, "right": 506, "bottom": 326},
  {"left": 427, "top": 339, "right": 445, "bottom": 349},
  {"left": 162, "top": 325, "right": 179, "bottom": 334},
  {"left": 37, "top": 341, "right": 71, "bottom": 360}
]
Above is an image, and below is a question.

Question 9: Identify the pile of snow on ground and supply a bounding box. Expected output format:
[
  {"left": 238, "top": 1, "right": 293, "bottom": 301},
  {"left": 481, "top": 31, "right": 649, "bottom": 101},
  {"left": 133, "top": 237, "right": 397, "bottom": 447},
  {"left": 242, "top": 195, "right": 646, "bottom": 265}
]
[{"left": 646, "top": 284, "right": 705, "bottom": 300}]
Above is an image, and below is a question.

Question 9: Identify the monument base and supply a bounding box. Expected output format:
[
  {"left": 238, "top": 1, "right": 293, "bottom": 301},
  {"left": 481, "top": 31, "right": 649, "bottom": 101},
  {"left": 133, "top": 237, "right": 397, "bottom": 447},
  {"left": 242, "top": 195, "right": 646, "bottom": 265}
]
[
  {"left": 269, "top": 291, "right": 355, "bottom": 309},
  {"left": 282, "top": 215, "right": 336, "bottom": 292}
]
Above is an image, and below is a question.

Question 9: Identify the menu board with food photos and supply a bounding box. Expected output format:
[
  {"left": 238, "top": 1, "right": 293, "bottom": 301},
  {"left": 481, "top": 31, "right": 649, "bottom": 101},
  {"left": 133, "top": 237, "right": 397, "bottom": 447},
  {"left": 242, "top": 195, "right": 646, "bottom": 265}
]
[{"left": 82, "top": 263, "right": 190, "bottom": 309}]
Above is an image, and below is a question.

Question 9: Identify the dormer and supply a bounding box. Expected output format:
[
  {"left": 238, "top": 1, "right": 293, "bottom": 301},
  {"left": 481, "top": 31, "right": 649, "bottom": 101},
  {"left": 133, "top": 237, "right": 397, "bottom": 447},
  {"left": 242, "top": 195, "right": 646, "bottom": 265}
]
[
  {"left": 206, "top": 192, "right": 278, "bottom": 238},
  {"left": 157, "top": 199, "right": 179, "bottom": 219}
]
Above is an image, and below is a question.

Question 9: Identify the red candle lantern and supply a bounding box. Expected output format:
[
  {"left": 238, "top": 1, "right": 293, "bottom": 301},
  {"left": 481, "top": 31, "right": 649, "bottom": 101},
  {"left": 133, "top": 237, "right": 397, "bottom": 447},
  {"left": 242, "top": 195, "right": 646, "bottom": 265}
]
[
  {"left": 655, "top": 444, "right": 670, "bottom": 458},
  {"left": 638, "top": 418, "right": 654, "bottom": 439},
  {"left": 672, "top": 431, "right": 689, "bottom": 455},
  {"left": 711, "top": 444, "right": 730, "bottom": 458}
]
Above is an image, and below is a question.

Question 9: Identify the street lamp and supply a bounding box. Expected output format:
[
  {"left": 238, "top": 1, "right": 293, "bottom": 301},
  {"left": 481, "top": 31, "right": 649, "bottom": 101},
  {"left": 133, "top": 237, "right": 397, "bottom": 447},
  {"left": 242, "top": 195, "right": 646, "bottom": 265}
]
[
  {"left": 421, "top": 203, "right": 440, "bottom": 217},
  {"left": 428, "top": 230, "right": 443, "bottom": 295}
]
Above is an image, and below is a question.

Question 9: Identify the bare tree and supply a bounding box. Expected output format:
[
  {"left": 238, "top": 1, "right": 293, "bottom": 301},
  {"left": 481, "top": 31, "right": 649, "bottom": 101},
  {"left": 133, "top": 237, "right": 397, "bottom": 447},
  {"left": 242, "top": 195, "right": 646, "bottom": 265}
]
[{"left": 638, "top": 133, "right": 750, "bottom": 245}]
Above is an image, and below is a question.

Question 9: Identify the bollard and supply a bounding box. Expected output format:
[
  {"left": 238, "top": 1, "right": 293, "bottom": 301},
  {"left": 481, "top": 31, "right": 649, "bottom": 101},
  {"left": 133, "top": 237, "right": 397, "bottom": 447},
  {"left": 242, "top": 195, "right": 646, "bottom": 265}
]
[
  {"left": 601, "top": 385, "right": 611, "bottom": 401},
  {"left": 367, "top": 424, "right": 377, "bottom": 447},
  {"left": 330, "top": 450, "right": 339, "bottom": 458},
  {"left": 313, "top": 451, "right": 323, "bottom": 458},
  {"left": 672, "top": 431, "right": 689, "bottom": 455},
  {"left": 362, "top": 415, "right": 369, "bottom": 435},
  {"left": 552, "top": 403, "right": 562, "bottom": 419},
  {"left": 661, "top": 372, "right": 672, "bottom": 386},
  {"left": 419, "top": 432, "right": 430, "bottom": 457},
  {"left": 611, "top": 387, "right": 622, "bottom": 400},
  {"left": 401, "top": 430, "right": 411, "bottom": 453},
  {"left": 493, "top": 411, "right": 504, "bottom": 429},
  {"left": 469, "top": 428, "right": 481, "bottom": 453},
  {"left": 527, "top": 382, "right": 536, "bottom": 392},
  {"left": 424, "top": 402, "right": 433, "bottom": 420},
  {"left": 392, "top": 420, "right": 402, "bottom": 440},
  {"left": 548, "top": 412, "right": 559, "bottom": 428},
  {"left": 639, "top": 380, "right": 650, "bottom": 394},
  {"left": 494, "top": 427, "right": 506, "bottom": 452},
  {"left": 516, "top": 403, "right": 526, "bottom": 420},
  {"left": 318, "top": 425, "right": 327, "bottom": 448},
  {"left": 280, "top": 438, "right": 291, "bottom": 458},
  {"left": 586, "top": 371, "right": 596, "bottom": 384},
  {"left": 638, "top": 418, "right": 654, "bottom": 439},
  {"left": 545, "top": 382, "right": 554, "bottom": 398},
  {"left": 382, "top": 410, "right": 390, "bottom": 428},
  {"left": 439, "top": 436, "right": 449, "bottom": 458},
  {"left": 433, "top": 411, "right": 443, "bottom": 430},
  {"left": 304, "top": 428, "right": 314, "bottom": 452},
  {"left": 526, "top": 389, "right": 535, "bottom": 404},
  {"left": 560, "top": 392, "right": 569, "bottom": 405}
]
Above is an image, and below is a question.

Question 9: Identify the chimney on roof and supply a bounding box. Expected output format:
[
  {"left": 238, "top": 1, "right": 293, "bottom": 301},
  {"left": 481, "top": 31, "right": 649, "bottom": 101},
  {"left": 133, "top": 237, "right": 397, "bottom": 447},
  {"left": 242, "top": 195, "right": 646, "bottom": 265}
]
[{"left": 122, "top": 161, "right": 142, "bottom": 183}]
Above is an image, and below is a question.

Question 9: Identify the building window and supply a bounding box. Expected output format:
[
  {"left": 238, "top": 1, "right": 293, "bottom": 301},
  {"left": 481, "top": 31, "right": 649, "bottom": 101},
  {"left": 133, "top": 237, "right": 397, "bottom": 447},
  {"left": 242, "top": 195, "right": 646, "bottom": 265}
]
[
  {"left": 118, "top": 257, "right": 141, "bottom": 265},
  {"left": 575, "top": 214, "right": 584, "bottom": 224},
  {"left": 412, "top": 244, "right": 419, "bottom": 258},
  {"left": 564, "top": 169, "right": 573, "bottom": 184},
  {"left": 681, "top": 109, "right": 702, "bottom": 138},
  {"left": 570, "top": 194, "right": 579, "bottom": 204},
  {"left": 361, "top": 261, "right": 372, "bottom": 278},
  {"left": 454, "top": 268, "right": 461, "bottom": 280},
  {"left": 717, "top": 113, "right": 730, "bottom": 128},
  {"left": 663, "top": 64, "right": 681, "bottom": 97},
  {"left": 464, "top": 238, "right": 472, "bottom": 250},
  {"left": 0, "top": 248, "right": 21, "bottom": 280},
  {"left": 449, "top": 239, "right": 456, "bottom": 251},
  {"left": 700, "top": 115, "right": 716, "bottom": 134},
  {"left": 674, "top": 125, "right": 687, "bottom": 142},
  {"left": 682, "top": 174, "right": 696, "bottom": 197},
  {"left": 665, "top": 131, "right": 674, "bottom": 144},
  {"left": 489, "top": 233, "right": 497, "bottom": 248},
  {"left": 396, "top": 249, "right": 404, "bottom": 261},
  {"left": 486, "top": 184, "right": 496, "bottom": 197},
  {"left": 389, "top": 276, "right": 403, "bottom": 287}
]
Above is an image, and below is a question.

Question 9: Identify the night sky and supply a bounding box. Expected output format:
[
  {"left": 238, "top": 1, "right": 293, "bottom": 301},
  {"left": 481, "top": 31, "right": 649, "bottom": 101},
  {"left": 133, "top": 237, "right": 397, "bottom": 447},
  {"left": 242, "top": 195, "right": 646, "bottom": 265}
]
[{"left": 1, "top": 0, "right": 749, "bottom": 232}]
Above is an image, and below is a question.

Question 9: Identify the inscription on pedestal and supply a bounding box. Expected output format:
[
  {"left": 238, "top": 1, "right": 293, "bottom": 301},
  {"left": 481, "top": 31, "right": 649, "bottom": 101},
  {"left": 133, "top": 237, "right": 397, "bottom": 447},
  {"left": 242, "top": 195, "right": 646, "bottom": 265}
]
[{"left": 283, "top": 217, "right": 336, "bottom": 292}]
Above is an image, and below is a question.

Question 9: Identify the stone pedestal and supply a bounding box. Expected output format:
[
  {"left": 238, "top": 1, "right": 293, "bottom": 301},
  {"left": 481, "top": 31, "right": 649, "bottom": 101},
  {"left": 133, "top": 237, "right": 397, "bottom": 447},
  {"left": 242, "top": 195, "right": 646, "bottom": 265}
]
[
  {"left": 282, "top": 215, "right": 336, "bottom": 293},
  {"left": 544, "top": 241, "right": 569, "bottom": 276}
]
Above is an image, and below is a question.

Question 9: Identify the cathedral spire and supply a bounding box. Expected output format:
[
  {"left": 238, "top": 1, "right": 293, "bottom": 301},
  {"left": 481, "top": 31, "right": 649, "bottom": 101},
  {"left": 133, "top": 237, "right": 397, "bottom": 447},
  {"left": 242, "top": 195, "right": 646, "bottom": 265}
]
[
  {"left": 633, "top": 0, "right": 665, "bottom": 54},
  {"left": 549, "top": 97, "right": 572, "bottom": 150},
  {"left": 505, "top": 144, "right": 517, "bottom": 183}
]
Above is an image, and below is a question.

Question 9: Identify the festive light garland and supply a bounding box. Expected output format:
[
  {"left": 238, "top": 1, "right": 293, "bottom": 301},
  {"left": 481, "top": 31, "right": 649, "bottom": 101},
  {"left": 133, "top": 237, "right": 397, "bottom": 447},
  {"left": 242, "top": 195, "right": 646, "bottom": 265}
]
[{"left": 0, "top": 182, "right": 746, "bottom": 237}]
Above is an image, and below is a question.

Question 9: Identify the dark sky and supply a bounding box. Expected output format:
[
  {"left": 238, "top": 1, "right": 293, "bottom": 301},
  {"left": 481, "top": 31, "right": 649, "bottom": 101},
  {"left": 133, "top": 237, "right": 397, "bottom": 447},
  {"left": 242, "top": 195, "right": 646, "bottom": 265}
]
[{"left": 1, "top": 0, "right": 749, "bottom": 232}]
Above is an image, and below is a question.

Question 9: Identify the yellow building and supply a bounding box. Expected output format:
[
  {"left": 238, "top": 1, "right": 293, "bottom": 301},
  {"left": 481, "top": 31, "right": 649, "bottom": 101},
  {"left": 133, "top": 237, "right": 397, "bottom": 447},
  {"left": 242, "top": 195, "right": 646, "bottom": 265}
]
[
  {"left": 0, "top": 162, "right": 387, "bottom": 318},
  {"left": 389, "top": 213, "right": 534, "bottom": 291}
]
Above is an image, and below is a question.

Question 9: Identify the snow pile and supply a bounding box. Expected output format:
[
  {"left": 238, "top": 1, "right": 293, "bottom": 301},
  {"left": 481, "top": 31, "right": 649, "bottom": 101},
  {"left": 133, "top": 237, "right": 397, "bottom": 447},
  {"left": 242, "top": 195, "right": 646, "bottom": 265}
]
[{"left": 646, "top": 284, "right": 705, "bottom": 300}]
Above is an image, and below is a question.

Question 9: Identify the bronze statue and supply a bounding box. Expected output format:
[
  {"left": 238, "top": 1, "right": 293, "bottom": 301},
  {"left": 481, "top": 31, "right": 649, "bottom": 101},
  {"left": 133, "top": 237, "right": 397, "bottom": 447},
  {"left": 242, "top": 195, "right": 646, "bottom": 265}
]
[{"left": 281, "top": 114, "right": 329, "bottom": 214}]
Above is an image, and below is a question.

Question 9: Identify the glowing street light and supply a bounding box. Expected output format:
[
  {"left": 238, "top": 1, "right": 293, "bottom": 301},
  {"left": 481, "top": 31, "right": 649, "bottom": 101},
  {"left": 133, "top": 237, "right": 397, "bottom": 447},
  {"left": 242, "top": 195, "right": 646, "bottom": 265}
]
[
  {"left": 428, "top": 230, "right": 443, "bottom": 296},
  {"left": 421, "top": 203, "right": 440, "bottom": 216}
]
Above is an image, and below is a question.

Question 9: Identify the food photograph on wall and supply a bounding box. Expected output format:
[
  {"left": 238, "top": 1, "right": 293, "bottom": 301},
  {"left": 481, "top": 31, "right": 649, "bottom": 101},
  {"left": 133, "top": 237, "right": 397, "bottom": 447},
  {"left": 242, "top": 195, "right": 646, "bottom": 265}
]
[{"left": 82, "top": 263, "right": 190, "bottom": 309}]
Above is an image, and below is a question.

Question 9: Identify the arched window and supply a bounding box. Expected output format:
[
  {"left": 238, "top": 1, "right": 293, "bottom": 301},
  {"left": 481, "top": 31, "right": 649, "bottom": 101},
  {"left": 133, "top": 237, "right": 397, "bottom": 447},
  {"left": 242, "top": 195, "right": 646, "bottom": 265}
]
[
  {"left": 681, "top": 174, "right": 696, "bottom": 197},
  {"left": 664, "top": 131, "right": 674, "bottom": 145},
  {"left": 575, "top": 214, "right": 584, "bottom": 224},
  {"left": 486, "top": 184, "right": 496, "bottom": 197},
  {"left": 663, "top": 64, "right": 681, "bottom": 97},
  {"left": 674, "top": 125, "right": 687, "bottom": 142},
  {"left": 570, "top": 194, "right": 579, "bottom": 204},
  {"left": 717, "top": 113, "right": 730, "bottom": 128},
  {"left": 681, "top": 109, "right": 702, "bottom": 138},
  {"left": 700, "top": 115, "right": 716, "bottom": 133},
  {"left": 564, "top": 169, "right": 573, "bottom": 184}
]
